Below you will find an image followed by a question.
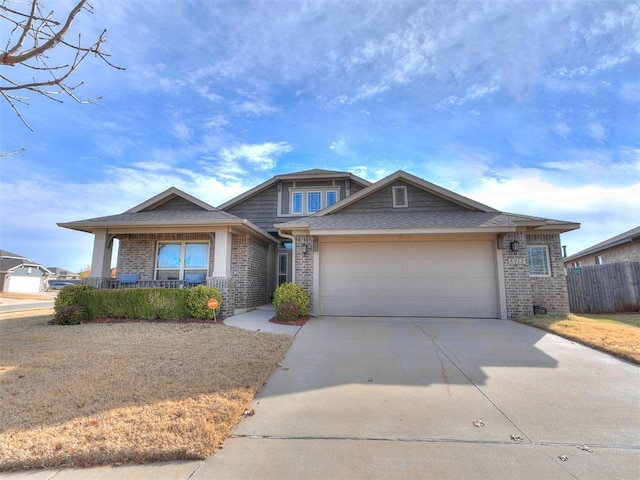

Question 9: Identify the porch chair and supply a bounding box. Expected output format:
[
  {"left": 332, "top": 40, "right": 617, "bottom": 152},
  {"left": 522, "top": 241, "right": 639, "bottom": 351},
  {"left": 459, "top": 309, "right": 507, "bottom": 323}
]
[
  {"left": 184, "top": 273, "right": 206, "bottom": 287},
  {"left": 118, "top": 274, "right": 140, "bottom": 288}
]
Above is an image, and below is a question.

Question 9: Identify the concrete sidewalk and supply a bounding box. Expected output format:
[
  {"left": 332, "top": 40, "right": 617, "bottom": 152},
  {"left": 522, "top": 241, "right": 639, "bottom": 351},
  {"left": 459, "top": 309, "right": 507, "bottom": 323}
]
[{"left": 2, "top": 316, "right": 639, "bottom": 479}]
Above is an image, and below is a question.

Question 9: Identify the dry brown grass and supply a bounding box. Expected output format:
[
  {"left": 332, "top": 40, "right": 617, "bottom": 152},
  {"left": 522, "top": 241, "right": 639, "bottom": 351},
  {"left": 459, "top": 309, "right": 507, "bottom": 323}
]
[
  {"left": 0, "top": 292, "right": 54, "bottom": 301},
  {"left": 515, "top": 313, "right": 640, "bottom": 364},
  {"left": 0, "top": 315, "right": 292, "bottom": 471}
]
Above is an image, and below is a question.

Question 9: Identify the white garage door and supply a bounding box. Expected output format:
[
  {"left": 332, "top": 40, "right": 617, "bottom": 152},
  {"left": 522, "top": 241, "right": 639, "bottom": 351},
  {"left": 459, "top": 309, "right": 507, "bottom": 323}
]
[
  {"left": 319, "top": 240, "right": 499, "bottom": 318},
  {"left": 6, "top": 275, "right": 42, "bottom": 293}
]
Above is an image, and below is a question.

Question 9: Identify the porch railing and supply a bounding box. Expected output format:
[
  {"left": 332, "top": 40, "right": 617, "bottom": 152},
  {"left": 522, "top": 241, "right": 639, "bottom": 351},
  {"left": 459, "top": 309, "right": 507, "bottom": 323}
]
[{"left": 81, "top": 277, "right": 232, "bottom": 291}]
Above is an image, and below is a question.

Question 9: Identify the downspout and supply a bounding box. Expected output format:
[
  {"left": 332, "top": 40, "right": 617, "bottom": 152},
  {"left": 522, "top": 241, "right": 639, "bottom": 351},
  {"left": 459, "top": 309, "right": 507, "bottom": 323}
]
[{"left": 279, "top": 231, "right": 296, "bottom": 283}]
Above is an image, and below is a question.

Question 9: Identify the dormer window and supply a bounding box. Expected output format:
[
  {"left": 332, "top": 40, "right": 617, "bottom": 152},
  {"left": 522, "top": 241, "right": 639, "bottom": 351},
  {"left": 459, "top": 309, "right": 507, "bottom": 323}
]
[
  {"left": 392, "top": 186, "right": 408, "bottom": 208},
  {"left": 292, "top": 192, "right": 303, "bottom": 214},
  {"left": 326, "top": 191, "right": 337, "bottom": 207},
  {"left": 308, "top": 191, "right": 322, "bottom": 213},
  {"left": 290, "top": 188, "right": 339, "bottom": 215}
]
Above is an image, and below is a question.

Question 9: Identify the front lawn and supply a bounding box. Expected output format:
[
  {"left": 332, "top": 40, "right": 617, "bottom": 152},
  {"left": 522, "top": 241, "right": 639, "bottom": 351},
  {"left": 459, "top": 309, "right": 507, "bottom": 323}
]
[
  {"left": 515, "top": 313, "right": 640, "bottom": 364},
  {"left": 0, "top": 315, "right": 292, "bottom": 471}
]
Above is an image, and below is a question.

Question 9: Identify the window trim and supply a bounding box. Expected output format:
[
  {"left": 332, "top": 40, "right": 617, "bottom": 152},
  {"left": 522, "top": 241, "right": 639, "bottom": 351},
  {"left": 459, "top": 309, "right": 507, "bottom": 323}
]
[
  {"left": 392, "top": 185, "right": 408, "bottom": 208},
  {"left": 289, "top": 188, "right": 339, "bottom": 215},
  {"left": 595, "top": 255, "right": 603, "bottom": 265},
  {"left": 155, "top": 241, "right": 209, "bottom": 280},
  {"left": 307, "top": 191, "right": 322, "bottom": 213},
  {"left": 326, "top": 190, "right": 338, "bottom": 207},
  {"left": 291, "top": 192, "right": 303, "bottom": 214},
  {"left": 527, "top": 245, "right": 551, "bottom": 277}
]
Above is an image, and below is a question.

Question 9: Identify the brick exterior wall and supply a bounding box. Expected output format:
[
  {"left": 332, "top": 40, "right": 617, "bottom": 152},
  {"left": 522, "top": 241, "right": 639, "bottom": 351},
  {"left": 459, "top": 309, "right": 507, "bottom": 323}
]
[
  {"left": 528, "top": 233, "right": 570, "bottom": 315},
  {"left": 293, "top": 234, "right": 315, "bottom": 313},
  {"left": 499, "top": 232, "right": 570, "bottom": 317},
  {"left": 117, "top": 233, "right": 214, "bottom": 280},
  {"left": 231, "top": 235, "right": 270, "bottom": 312},
  {"left": 116, "top": 233, "right": 242, "bottom": 316}
]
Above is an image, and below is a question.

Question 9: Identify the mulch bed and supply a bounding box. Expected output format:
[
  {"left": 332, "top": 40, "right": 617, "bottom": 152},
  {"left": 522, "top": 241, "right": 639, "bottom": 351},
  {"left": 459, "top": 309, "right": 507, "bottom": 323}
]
[{"left": 269, "top": 316, "right": 310, "bottom": 326}]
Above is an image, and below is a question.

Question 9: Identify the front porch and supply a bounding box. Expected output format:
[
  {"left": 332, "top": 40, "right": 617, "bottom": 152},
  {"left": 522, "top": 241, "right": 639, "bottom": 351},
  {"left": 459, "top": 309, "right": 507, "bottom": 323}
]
[{"left": 56, "top": 188, "right": 279, "bottom": 318}]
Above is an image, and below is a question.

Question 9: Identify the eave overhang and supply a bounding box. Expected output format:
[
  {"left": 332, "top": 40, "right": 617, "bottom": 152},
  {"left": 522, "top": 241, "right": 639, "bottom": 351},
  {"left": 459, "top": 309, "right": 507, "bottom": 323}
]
[{"left": 58, "top": 218, "right": 278, "bottom": 244}]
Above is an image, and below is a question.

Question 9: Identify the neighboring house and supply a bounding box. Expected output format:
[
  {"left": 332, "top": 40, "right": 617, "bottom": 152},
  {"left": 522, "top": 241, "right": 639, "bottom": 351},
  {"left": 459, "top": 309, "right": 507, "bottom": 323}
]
[
  {"left": 58, "top": 169, "right": 579, "bottom": 319},
  {"left": 563, "top": 226, "right": 640, "bottom": 267},
  {"left": 0, "top": 250, "right": 51, "bottom": 293},
  {"left": 47, "top": 267, "right": 81, "bottom": 281}
]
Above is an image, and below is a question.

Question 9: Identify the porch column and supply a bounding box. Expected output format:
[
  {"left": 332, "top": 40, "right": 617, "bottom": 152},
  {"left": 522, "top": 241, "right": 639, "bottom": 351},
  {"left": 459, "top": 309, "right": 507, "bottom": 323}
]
[
  {"left": 212, "top": 228, "right": 233, "bottom": 277},
  {"left": 89, "top": 229, "right": 113, "bottom": 278}
]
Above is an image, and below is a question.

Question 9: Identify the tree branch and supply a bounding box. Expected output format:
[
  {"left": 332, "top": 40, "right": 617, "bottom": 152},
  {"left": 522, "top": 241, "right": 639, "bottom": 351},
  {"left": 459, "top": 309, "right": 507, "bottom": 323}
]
[
  {"left": 1, "top": 0, "right": 87, "bottom": 65},
  {"left": 0, "top": 0, "right": 125, "bottom": 137}
]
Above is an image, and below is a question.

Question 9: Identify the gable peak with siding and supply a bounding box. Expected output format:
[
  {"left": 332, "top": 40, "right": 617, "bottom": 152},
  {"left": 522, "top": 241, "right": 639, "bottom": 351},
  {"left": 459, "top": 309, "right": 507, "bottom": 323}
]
[
  {"left": 126, "top": 187, "right": 216, "bottom": 213},
  {"left": 314, "top": 170, "right": 498, "bottom": 216}
]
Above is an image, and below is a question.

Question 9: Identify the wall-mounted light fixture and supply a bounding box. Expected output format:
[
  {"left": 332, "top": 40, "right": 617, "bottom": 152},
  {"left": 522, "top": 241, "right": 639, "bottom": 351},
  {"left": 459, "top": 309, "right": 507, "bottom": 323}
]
[
  {"left": 509, "top": 240, "right": 520, "bottom": 253},
  {"left": 301, "top": 243, "right": 308, "bottom": 255}
]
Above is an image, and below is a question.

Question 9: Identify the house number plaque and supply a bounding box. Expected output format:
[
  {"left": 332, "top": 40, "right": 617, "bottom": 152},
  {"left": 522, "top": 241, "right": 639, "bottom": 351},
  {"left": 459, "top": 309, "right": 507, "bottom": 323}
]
[{"left": 507, "top": 258, "right": 527, "bottom": 265}]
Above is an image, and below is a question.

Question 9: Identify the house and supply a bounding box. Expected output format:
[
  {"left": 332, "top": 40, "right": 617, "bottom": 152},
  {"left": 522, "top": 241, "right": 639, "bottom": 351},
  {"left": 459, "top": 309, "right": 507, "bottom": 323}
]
[
  {"left": 563, "top": 226, "right": 640, "bottom": 267},
  {"left": 0, "top": 250, "right": 52, "bottom": 293},
  {"left": 58, "top": 169, "right": 579, "bottom": 319},
  {"left": 47, "top": 267, "right": 81, "bottom": 281}
]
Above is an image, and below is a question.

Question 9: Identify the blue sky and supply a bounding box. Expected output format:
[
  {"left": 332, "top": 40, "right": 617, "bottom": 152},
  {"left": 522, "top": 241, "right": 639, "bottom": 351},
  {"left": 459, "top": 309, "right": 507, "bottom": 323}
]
[{"left": 1, "top": 0, "right": 638, "bottom": 272}]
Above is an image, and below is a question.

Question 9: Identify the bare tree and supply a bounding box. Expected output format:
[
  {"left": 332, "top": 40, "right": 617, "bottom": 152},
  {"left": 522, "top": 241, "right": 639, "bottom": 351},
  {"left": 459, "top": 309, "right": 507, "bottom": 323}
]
[{"left": 1, "top": 0, "right": 124, "bottom": 134}]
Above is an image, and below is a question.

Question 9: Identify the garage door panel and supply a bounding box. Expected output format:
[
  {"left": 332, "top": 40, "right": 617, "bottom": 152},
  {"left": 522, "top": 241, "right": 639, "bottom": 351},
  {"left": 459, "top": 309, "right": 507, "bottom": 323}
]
[{"left": 319, "top": 240, "right": 498, "bottom": 318}]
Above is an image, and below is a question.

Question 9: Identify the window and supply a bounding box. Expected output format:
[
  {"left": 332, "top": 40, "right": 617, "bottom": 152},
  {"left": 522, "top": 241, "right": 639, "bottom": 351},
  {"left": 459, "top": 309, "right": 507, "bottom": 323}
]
[
  {"left": 156, "top": 241, "right": 208, "bottom": 280},
  {"left": 290, "top": 188, "right": 339, "bottom": 214},
  {"left": 527, "top": 246, "right": 550, "bottom": 277},
  {"left": 595, "top": 255, "right": 603, "bottom": 265},
  {"left": 277, "top": 253, "right": 288, "bottom": 286},
  {"left": 292, "top": 192, "right": 303, "bottom": 214},
  {"left": 307, "top": 191, "right": 322, "bottom": 213},
  {"left": 392, "top": 185, "right": 408, "bottom": 208},
  {"left": 326, "top": 191, "right": 337, "bottom": 207},
  {"left": 572, "top": 261, "right": 582, "bottom": 268}
]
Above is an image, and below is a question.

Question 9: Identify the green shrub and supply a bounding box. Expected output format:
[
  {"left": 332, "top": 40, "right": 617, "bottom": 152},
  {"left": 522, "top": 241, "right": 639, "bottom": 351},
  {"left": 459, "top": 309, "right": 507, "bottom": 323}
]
[
  {"left": 54, "top": 287, "right": 192, "bottom": 321},
  {"left": 54, "top": 284, "right": 96, "bottom": 311},
  {"left": 186, "top": 285, "right": 223, "bottom": 319},
  {"left": 52, "top": 305, "right": 87, "bottom": 325},
  {"left": 83, "top": 288, "right": 191, "bottom": 320},
  {"left": 273, "top": 283, "right": 309, "bottom": 316},
  {"left": 275, "top": 303, "right": 299, "bottom": 323}
]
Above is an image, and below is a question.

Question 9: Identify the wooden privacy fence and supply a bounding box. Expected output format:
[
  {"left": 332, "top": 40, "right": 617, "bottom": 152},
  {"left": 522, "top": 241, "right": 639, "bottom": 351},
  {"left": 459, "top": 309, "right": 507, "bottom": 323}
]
[{"left": 566, "top": 261, "right": 640, "bottom": 313}]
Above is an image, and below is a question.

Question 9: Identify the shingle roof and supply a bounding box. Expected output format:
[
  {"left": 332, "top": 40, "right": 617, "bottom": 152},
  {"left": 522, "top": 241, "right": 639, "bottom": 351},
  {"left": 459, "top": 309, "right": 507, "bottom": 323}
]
[
  {"left": 277, "top": 211, "right": 576, "bottom": 232},
  {"left": 60, "top": 209, "right": 241, "bottom": 228},
  {"left": 58, "top": 209, "right": 278, "bottom": 243},
  {"left": 564, "top": 226, "right": 640, "bottom": 262},
  {"left": 0, "top": 249, "right": 28, "bottom": 259}
]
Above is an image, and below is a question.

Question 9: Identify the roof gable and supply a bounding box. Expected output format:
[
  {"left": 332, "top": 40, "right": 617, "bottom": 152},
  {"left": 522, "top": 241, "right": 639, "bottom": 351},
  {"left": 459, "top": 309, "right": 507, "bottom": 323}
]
[
  {"left": 218, "top": 169, "right": 371, "bottom": 211},
  {"left": 316, "top": 170, "right": 498, "bottom": 216},
  {"left": 127, "top": 187, "right": 216, "bottom": 213}
]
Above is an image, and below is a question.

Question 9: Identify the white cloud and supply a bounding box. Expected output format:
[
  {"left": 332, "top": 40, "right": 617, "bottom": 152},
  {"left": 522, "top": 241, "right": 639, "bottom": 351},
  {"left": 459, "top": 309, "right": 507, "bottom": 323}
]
[
  {"left": 233, "top": 100, "right": 280, "bottom": 116},
  {"left": 587, "top": 123, "right": 607, "bottom": 142},
  {"left": 219, "top": 142, "right": 293, "bottom": 174},
  {"left": 459, "top": 174, "right": 640, "bottom": 255},
  {"left": 172, "top": 123, "right": 190, "bottom": 141},
  {"left": 0, "top": 162, "right": 257, "bottom": 272}
]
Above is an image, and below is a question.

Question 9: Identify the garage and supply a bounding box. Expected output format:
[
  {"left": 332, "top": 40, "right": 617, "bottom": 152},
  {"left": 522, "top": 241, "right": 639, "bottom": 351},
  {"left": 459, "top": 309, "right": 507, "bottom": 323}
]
[
  {"left": 318, "top": 238, "right": 499, "bottom": 318},
  {"left": 5, "top": 275, "right": 43, "bottom": 293}
]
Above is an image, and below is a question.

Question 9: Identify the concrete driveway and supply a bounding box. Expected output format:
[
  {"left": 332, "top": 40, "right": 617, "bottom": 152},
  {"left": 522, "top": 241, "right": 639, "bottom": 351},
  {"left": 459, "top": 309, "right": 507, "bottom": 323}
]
[{"left": 197, "top": 316, "right": 640, "bottom": 480}]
